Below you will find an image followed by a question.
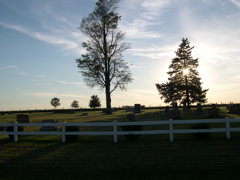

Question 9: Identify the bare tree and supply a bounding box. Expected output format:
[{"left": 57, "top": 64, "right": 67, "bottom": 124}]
[{"left": 76, "top": 0, "right": 133, "bottom": 114}]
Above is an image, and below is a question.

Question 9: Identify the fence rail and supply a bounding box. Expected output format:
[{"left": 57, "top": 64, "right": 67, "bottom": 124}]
[{"left": 0, "top": 117, "right": 240, "bottom": 143}]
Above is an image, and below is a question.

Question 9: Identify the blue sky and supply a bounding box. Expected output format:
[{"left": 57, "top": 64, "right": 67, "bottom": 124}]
[{"left": 1, "top": 0, "right": 240, "bottom": 111}]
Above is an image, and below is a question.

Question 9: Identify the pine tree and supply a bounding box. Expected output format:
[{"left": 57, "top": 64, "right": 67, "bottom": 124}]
[{"left": 156, "top": 38, "right": 208, "bottom": 108}]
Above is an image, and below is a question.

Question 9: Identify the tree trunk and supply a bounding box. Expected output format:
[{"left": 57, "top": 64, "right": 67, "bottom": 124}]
[
  {"left": 105, "top": 81, "right": 112, "bottom": 114},
  {"left": 185, "top": 75, "right": 190, "bottom": 109}
]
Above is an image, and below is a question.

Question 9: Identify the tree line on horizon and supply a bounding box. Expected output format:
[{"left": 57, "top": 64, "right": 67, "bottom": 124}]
[
  {"left": 50, "top": 95, "right": 101, "bottom": 109},
  {"left": 75, "top": 0, "right": 208, "bottom": 114}
]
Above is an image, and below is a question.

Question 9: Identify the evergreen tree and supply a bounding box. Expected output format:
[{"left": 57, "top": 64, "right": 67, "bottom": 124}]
[
  {"left": 156, "top": 38, "right": 208, "bottom": 108},
  {"left": 89, "top": 95, "right": 101, "bottom": 109}
]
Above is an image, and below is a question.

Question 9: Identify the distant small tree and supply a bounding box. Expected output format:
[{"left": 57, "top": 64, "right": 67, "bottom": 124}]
[
  {"left": 51, "top": 97, "right": 60, "bottom": 109},
  {"left": 71, "top": 100, "right": 79, "bottom": 109},
  {"left": 89, "top": 95, "right": 101, "bottom": 109}
]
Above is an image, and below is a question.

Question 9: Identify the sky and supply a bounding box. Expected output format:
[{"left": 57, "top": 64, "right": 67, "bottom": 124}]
[{"left": 0, "top": 0, "right": 240, "bottom": 111}]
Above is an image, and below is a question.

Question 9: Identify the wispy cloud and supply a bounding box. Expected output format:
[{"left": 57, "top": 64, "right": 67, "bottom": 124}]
[
  {"left": 15, "top": 72, "right": 28, "bottom": 76},
  {"left": 120, "top": 0, "right": 171, "bottom": 39},
  {"left": 31, "top": 92, "right": 86, "bottom": 99},
  {"left": 57, "top": 80, "right": 83, "bottom": 85},
  {"left": 230, "top": 0, "right": 240, "bottom": 7},
  {"left": 0, "top": 65, "right": 18, "bottom": 70},
  {"left": 130, "top": 45, "right": 176, "bottom": 59},
  {"left": 120, "top": 19, "right": 162, "bottom": 39},
  {"left": 0, "top": 21, "right": 83, "bottom": 55},
  {"left": 37, "top": 75, "right": 48, "bottom": 78}
]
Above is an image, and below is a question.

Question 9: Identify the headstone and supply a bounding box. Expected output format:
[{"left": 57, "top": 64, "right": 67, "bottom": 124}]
[
  {"left": 112, "top": 108, "right": 118, "bottom": 112},
  {"left": 82, "top": 113, "right": 88, "bottom": 116},
  {"left": 172, "top": 102, "right": 178, "bottom": 111},
  {"left": 127, "top": 114, "right": 135, "bottom": 121},
  {"left": 197, "top": 103, "right": 203, "bottom": 115},
  {"left": 229, "top": 104, "right": 240, "bottom": 114},
  {"left": 17, "top": 114, "right": 30, "bottom": 123},
  {"left": 39, "top": 119, "right": 58, "bottom": 131},
  {"left": 164, "top": 106, "right": 170, "bottom": 116},
  {"left": 69, "top": 110, "right": 74, "bottom": 114},
  {"left": 126, "top": 106, "right": 133, "bottom": 112},
  {"left": 182, "top": 102, "right": 187, "bottom": 111},
  {"left": 207, "top": 104, "right": 220, "bottom": 118},
  {"left": 168, "top": 110, "right": 182, "bottom": 119},
  {"left": 134, "top": 104, "right": 141, "bottom": 113}
]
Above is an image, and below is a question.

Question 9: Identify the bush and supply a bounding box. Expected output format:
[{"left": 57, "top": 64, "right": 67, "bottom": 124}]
[
  {"left": 6, "top": 125, "right": 24, "bottom": 141},
  {"left": 192, "top": 123, "right": 211, "bottom": 139},
  {"left": 65, "top": 126, "right": 79, "bottom": 142},
  {"left": 122, "top": 125, "right": 142, "bottom": 141}
]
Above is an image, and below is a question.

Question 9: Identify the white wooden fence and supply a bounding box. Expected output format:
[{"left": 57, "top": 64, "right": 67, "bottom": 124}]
[{"left": 0, "top": 117, "right": 240, "bottom": 143}]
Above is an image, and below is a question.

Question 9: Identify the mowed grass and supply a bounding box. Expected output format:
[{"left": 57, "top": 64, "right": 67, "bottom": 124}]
[{"left": 1, "top": 108, "right": 240, "bottom": 180}]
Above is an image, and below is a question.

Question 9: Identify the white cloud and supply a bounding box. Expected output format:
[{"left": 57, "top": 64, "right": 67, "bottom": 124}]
[
  {"left": 0, "top": 65, "right": 18, "bottom": 69},
  {"left": 15, "top": 72, "right": 28, "bottom": 76},
  {"left": 31, "top": 92, "right": 87, "bottom": 99},
  {"left": 230, "top": 0, "right": 240, "bottom": 7},
  {"left": 57, "top": 80, "right": 83, "bottom": 85},
  {"left": 0, "top": 21, "right": 83, "bottom": 55},
  {"left": 38, "top": 75, "right": 48, "bottom": 78},
  {"left": 141, "top": 0, "right": 171, "bottom": 10}
]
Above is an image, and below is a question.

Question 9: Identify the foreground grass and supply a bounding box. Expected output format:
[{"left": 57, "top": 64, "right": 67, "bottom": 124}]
[
  {"left": 1, "top": 107, "right": 240, "bottom": 179},
  {"left": 1, "top": 137, "right": 240, "bottom": 180}
]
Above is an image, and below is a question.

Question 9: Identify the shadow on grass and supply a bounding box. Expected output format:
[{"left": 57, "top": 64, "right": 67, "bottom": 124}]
[{"left": 1, "top": 137, "right": 240, "bottom": 180}]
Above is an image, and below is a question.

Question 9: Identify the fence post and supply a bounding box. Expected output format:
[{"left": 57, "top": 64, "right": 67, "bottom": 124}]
[
  {"left": 225, "top": 117, "right": 230, "bottom": 140},
  {"left": 169, "top": 119, "right": 173, "bottom": 142},
  {"left": 62, "top": 121, "right": 66, "bottom": 143},
  {"left": 14, "top": 121, "right": 18, "bottom": 142},
  {"left": 113, "top": 121, "right": 118, "bottom": 143}
]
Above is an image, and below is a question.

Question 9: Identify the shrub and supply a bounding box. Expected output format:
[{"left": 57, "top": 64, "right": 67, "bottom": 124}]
[
  {"left": 65, "top": 126, "right": 79, "bottom": 142},
  {"left": 6, "top": 125, "right": 24, "bottom": 141},
  {"left": 192, "top": 123, "right": 211, "bottom": 139},
  {"left": 122, "top": 125, "right": 142, "bottom": 141}
]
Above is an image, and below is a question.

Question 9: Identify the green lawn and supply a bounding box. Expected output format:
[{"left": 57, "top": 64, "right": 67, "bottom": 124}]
[{"left": 1, "top": 108, "right": 240, "bottom": 180}]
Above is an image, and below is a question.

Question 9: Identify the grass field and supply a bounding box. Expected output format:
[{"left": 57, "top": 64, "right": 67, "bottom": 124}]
[{"left": 1, "top": 107, "right": 240, "bottom": 180}]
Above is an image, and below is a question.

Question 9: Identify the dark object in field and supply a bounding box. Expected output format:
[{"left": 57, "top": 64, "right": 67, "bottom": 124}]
[
  {"left": 192, "top": 123, "right": 211, "bottom": 139},
  {"left": 0, "top": 126, "right": 5, "bottom": 131},
  {"left": 168, "top": 110, "right": 182, "bottom": 119},
  {"left": 134, "top": 104, "right": 141, "bottom": 113},
  {"left": 65, "top": 126, "right": 79, "bottom": 142},
  {"left": 39, "top": 119, "right": 58, "bottom": 131},
  {"left": 228, "top": 104, "right": 240, "bottom": 114},
  {"left": 6, "top": 125, "right": 24, "bottom": 141},
  {"left": 17, "top": 114, "right": 31, "bottom": 123},
  {"left": 127, "top": 114, "right": 135, "bottom": 121},
  {"left": 207, "top": 104, "right": 221, "bottom": 118},
  {"left": 122, "top": 125, "right": 142, "bottom": 141}
]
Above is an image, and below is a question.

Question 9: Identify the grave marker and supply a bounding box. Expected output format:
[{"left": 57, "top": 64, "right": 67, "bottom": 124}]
[
  {"left": 197, "top": 103, "right": 203, "bottom": 115},
  {"left": 134, "top": 104, "right": 141, "bottom": 113},
  {"left": 229, "top": 104, "right": 240, "bottom": 114},
  {"left": 17, "top": 114, "right": 30, "bottom": 123},
  {"left": 39, "top": 119, "right": 58, "bottom": 131}
]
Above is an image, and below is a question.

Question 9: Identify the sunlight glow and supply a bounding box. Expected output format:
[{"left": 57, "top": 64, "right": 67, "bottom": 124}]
[{"left": 183, "top": 68, "right": 190, "bottom": 75}]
